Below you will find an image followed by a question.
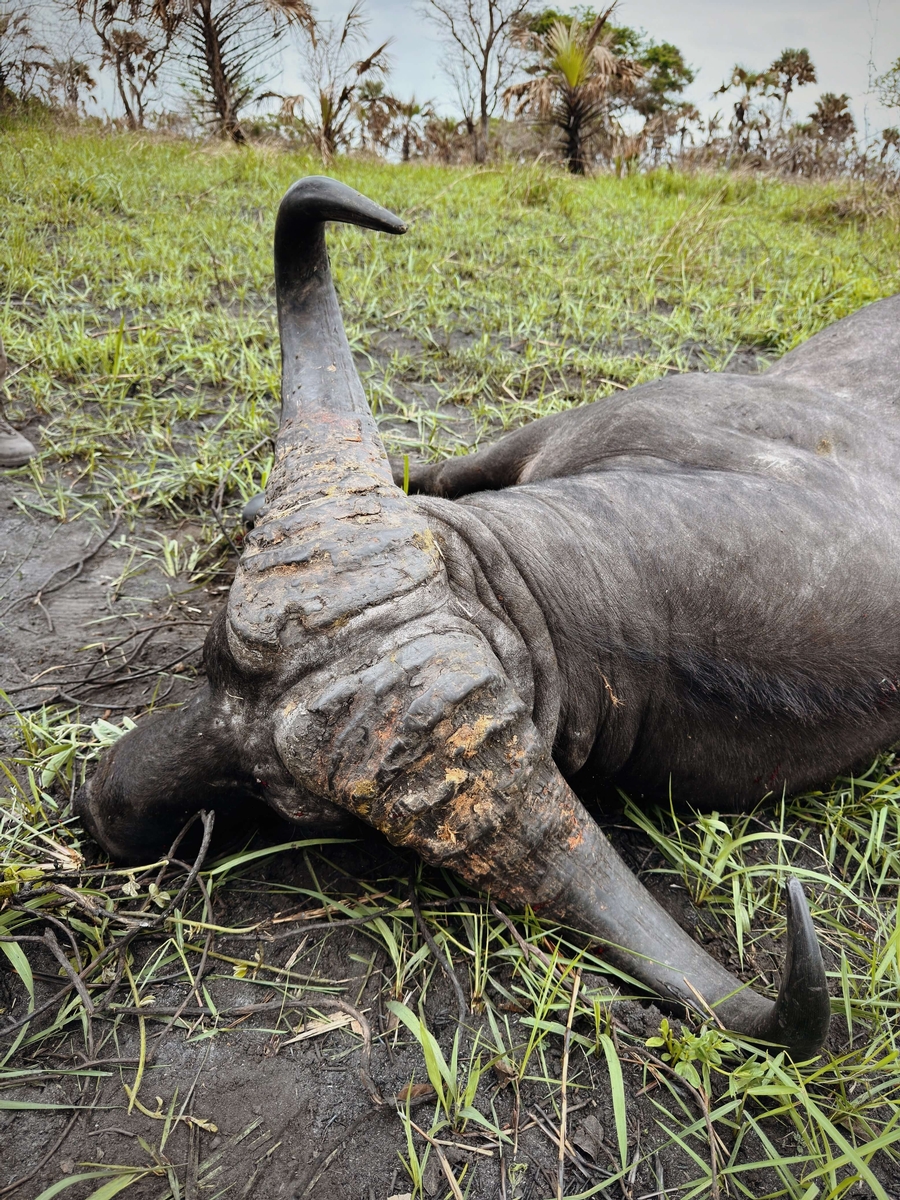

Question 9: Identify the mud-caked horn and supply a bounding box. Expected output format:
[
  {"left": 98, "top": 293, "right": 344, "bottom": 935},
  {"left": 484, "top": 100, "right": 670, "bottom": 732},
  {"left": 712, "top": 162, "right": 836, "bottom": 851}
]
[
  {"left": 75, "top": 178, "right": 409, "bottom": 858},
  {"left": 224, "top": 178, "right": 440, "bottom": 670}
]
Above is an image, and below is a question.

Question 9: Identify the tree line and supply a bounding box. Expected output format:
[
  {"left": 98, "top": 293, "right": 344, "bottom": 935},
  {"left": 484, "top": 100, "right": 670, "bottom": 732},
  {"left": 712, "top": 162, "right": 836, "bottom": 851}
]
[{"left": 1, "top": 0, "right": 899, "bottom": 177}]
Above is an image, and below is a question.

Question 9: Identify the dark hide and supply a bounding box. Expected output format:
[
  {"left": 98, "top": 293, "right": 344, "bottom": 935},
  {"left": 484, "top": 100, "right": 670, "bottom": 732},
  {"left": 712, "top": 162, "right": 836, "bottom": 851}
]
[{"left": 401, "top": 297, "right": 900, "bottom": 808}]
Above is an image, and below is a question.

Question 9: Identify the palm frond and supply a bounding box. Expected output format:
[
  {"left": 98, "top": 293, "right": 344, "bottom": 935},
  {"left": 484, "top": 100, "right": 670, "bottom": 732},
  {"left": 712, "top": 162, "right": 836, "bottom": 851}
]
[
  {"left": 584, "top": 3, "right": 616, "bottom": 48},
  {"left": 262, "top": 0, "right": 314, "bottom": 35}
]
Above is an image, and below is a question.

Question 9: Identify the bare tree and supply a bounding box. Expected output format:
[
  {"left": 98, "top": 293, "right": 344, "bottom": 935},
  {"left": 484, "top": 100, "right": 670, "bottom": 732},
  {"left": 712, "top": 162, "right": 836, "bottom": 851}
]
[
  {"left": 644, "top": 101, "right": 700, "bottom": 165},
  {"left": 715, "top": 66, "right": 777, "bottom": 164},
  {"left": 0, "top": 5, "right": 49, "bottom": 103},
  {"left": 274, "top": 3, "right": 389, "bottom": 161},
  {"left": 421, "top": 0, "right": 531, "bottom": 162},
  {"left": 391, "top": 95, "right": 427, "bottom": 160},
  {"left": 70, "top": 0, "right": 182, "bottom": 129},
  {"left": 158, "top": 0, "right": 313, "bottom": 142}
]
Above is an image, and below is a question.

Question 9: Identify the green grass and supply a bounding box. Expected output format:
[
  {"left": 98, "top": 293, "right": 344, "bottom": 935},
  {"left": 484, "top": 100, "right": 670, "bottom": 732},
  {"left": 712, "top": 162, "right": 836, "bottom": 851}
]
[
  {"left": 3, "top": 122, "right": 900, "bottom": 1198},
  {"left": 3, "top": 126, "right": 899, "bottom": 528}
]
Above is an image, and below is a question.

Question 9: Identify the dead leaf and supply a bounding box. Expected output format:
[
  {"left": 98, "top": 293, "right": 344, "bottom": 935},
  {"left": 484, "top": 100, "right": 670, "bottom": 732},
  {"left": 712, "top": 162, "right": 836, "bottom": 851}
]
[
  {"left": 282, "top": 1012, "right": 361, "bottom": 1045},
  {"left": 492, "top": 1059, "right": 517, "bottom": 1087},
  {"left": 572, "top": 1113, "right": 606, "bottom": 1162},
  {"left": 190, "top": 1116, "right": 219, "bottom": 1133},
  {"left": 394, "top": 1082, "right": 436, "bottom": 1104},
  {"left": 422, "top": 1155, "right": 442, "bottom": 1196}
]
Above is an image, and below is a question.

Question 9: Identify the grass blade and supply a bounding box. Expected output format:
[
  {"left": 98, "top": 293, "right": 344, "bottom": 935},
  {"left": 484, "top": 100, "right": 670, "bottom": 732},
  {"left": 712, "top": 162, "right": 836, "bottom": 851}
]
[{"left": 598, "top": 1033, "right": 628, "bottom": 1171}]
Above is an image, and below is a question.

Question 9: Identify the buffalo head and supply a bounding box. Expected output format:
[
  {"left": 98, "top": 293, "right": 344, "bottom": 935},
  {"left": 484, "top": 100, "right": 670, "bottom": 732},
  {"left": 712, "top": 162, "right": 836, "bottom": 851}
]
[{"left": 76, "top": 177, "right": 831, "bottom": 1059}]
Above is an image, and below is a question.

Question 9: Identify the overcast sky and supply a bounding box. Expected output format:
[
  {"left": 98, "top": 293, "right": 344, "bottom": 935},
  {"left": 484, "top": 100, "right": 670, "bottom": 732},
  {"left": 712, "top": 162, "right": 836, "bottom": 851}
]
[{"left": 300, "top": 0, "right": 899, "bottom": 139}]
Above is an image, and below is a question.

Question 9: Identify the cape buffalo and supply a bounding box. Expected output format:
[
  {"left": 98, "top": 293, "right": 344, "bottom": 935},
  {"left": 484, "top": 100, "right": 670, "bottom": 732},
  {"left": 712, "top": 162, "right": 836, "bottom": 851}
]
[{"left": 78, "top": 176, "right": 900, "bottom": 1059}]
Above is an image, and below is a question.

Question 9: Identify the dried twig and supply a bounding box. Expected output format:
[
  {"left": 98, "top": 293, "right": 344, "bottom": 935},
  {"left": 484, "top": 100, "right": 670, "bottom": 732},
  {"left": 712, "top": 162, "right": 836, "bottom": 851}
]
[
  {"left": 408, "top": 1119, "right": 466, "bottom": 1200},
  {"left": 209, "top": 502, "right": 240, "bottom": 556},
  {"left": 43, "top": 930, "right": 95, "bottom": 1016},
  {"left": 149, "top": 856, "right": 216, "bottom": 1042},
  {"left": 490, "top": 900, "right": 561, "bottom": 978},
  {"left": 219, "top": 898, "right": 411, "bottom": 940},
  {"left": 320, "top": 996, "right": 382, "bottom": 1104},
  {"left": 6, "top": 628, "right": 158, "bottom": 694},
  {"left": 536, "top": 1119, "right": 591, "bottom": 1182},
  {"left": 75, "top": 644, "right": 203, "bottom": 692},
  {"left": 525, "top": 1103, "right": 601, "bottom": 1183}
]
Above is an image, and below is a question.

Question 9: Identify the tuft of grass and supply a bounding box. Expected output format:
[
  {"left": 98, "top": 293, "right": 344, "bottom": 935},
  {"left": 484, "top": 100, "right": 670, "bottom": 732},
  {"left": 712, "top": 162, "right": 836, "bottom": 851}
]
[{"left": 3, "top": 128, "right": 899, "bottom": 537}]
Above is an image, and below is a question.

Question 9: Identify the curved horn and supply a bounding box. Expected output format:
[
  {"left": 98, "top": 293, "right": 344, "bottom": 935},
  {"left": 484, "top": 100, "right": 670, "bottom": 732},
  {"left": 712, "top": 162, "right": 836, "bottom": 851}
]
[
  {"left": 274, "top": 176, "right": 406, "bottom": 431},
  {"left": 74, "top": 684, "right": 248, "bottom": 863},
  {"left": 275, "top": 621, "right": 832, "bottom": 1060},
  {"left": 532, "top": 818, "right": 831, "bottom": 1058}
]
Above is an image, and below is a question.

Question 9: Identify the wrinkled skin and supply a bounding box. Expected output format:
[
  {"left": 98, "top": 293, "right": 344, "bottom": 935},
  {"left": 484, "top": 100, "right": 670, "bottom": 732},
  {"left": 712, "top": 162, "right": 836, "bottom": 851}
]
[{"left": 77, "top": 176, "right": 900, "bottom": 1060}]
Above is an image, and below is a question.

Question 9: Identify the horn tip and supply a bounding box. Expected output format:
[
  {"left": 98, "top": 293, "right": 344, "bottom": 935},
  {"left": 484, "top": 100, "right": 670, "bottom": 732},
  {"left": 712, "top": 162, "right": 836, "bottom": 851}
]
[
  {"left": 278, "top": 175, "right": 407, "bottom": 238},
  {"left": 773, "top": 876, "right": 832, "bottom": 1058}
]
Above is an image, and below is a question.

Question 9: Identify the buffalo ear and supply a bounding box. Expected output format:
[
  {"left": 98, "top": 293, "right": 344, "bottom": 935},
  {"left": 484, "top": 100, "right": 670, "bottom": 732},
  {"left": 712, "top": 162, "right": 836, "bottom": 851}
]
[{"left": 74, "top": 688, "right": 252, "bottom": 863}]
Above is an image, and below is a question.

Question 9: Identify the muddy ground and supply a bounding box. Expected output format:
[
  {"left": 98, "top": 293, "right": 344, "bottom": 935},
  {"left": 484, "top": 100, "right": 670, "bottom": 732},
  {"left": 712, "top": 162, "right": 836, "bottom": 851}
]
[
  {"left": 0, "top": 455, "right": 659, "bottom": 1200},
  {"left": 0, "top": 429, "right": 893, "bottom": 1200}
]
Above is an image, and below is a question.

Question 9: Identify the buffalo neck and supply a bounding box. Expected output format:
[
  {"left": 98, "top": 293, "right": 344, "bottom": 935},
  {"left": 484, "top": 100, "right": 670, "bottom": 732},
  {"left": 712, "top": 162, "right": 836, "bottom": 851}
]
[{"left": 411, "top": 492, "right": 632, "bottom": 773}]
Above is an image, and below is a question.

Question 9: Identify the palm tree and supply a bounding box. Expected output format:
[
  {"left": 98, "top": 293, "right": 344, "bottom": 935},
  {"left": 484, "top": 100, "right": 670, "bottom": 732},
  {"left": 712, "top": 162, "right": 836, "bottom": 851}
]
[
  {"left": 392, "top": 96, "right": 426, "bottom": 161},
  {"left": 770, "top": 47, "right": 816, "bottom": 131},
  {"left": 43, "top": 56, "right": 96, "bottom": 114},
  {"left": 356, "top": 78, "right": 397, "bottom": 152},
  {"left": 809, "top": 92, "right": 855, "bottom": 144},
  {"left": 423, "top": 113, "right": 467, "bottom": 162},
  {"left": 504, "top": 9, "right": 643, "bottom": 174},
  {"left": 276, "top": 3, "right": 390, "bottom": 162}
]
